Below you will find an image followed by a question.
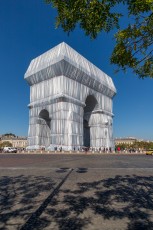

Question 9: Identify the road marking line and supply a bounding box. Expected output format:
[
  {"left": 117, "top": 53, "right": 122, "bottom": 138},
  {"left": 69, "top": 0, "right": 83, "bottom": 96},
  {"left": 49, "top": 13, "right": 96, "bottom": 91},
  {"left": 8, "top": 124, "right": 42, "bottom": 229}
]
[{"left": 20, "top": 168, "right": 74, "bottom": 230}]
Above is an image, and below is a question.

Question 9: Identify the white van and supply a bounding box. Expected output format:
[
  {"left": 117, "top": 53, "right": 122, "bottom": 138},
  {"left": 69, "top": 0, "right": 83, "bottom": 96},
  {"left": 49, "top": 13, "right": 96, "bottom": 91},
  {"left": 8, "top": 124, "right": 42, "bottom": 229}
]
[{"left": 3, "top": 147, "right": 17, "bottom": 153}]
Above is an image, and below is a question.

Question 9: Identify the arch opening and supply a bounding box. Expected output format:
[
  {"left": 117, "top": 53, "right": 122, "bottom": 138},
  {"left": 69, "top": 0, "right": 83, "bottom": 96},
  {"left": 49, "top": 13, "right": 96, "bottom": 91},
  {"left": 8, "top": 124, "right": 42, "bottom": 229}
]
[
  {"left": 83, "top": 95, "right": 98, "bottom": 147},
  {"left": 38, "top": 109, "right": 51, "bottom": 148},
  {"left": 83, "top": 119, "right": 90, "bottom": 147},
  {"left": 84, "top": 95, "right": 98, "bottom": 113}
]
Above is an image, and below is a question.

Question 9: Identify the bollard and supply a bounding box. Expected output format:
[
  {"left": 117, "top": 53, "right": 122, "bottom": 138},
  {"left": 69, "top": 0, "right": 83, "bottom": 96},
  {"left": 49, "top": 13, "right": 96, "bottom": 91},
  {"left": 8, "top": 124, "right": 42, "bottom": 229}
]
[
  {"left": 28, "top": 151, "right": 29, "bottom": 154},
  {"left": 48, "top": 151, "right": 49, "bottom": 154}
]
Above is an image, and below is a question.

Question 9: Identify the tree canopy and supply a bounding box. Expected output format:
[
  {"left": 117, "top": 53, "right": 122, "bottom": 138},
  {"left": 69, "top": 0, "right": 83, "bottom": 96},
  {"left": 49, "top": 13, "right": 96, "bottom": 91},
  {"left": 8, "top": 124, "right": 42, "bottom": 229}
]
[
  {"left": 0, "top": 141, "right": 12, "bottom": 147},
  {"left": 3, "top": 133, "right": 16, "bottom": 137},
  {"left": 45, "top": 0, "right": 153, "bottom": 78}
]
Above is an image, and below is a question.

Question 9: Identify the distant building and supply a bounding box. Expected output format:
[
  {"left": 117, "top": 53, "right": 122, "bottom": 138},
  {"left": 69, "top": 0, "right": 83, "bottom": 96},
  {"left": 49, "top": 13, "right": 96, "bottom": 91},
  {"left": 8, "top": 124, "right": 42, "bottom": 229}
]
[
  {"left": 0, "top": 135, "right": 27, "bottom": 148},
  {"left": 115, "top": 137, "right": 137, "bottom": 145}
]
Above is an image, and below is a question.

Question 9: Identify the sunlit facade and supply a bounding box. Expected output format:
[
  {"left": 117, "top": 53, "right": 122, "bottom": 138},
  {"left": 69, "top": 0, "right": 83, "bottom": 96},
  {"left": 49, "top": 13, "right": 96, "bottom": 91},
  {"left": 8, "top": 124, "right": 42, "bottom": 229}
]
[{"left": 25, "top": 42, "right": 116, "bottom": 150}]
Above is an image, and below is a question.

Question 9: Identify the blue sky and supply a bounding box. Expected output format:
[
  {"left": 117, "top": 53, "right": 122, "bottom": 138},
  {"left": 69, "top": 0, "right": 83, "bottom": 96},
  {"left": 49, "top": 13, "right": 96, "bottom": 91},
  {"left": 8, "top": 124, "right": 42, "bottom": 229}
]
[{"left": 0, "top": 0, "right": 153, "bottom": 140}]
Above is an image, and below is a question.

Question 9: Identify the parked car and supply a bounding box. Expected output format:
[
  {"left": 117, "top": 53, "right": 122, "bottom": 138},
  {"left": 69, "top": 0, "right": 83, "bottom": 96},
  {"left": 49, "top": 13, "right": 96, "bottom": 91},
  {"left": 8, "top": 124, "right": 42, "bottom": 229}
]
[
  {"left": 3, "top": 147, "right": 17, "bottom": 153},
  {"left": 146, "top": 149, "right": 153, "bottom": 155}
]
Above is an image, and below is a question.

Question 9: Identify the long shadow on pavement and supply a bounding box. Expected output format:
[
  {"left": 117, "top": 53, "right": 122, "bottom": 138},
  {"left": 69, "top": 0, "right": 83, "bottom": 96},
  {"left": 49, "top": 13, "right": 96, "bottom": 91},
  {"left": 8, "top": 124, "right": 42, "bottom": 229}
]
[
  {"left": 1, "top": 172, "right": 153, "bottom": 230},
  {"left": 0, "top": 174, "right": 57, "bottom": 230},
  {"left": 31, "top": 174, "right": 153, "bottom": 230}
]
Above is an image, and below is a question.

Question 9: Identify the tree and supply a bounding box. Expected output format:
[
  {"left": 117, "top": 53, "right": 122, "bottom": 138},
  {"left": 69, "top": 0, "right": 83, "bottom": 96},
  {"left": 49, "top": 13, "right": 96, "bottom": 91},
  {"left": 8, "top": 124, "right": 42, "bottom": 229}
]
[
  {"left": 45, "top": 0, "right": 153, "bottom": 78},
  {"left": 0, "top": 141, "right": 12, "bottom": 147},
  {"left": 3, "top": 133, "right": 16, "bottom": 137}
]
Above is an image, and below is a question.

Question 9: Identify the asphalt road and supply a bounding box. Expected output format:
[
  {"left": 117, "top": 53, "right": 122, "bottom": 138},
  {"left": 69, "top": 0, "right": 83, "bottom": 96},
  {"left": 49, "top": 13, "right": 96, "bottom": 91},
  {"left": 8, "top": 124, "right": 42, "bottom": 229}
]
[
  {"left": 0, "top": 153, "right": 153, "bottom": 169},
  {"left": 0, "top": 154, "right": 153, "bottom": 230}
]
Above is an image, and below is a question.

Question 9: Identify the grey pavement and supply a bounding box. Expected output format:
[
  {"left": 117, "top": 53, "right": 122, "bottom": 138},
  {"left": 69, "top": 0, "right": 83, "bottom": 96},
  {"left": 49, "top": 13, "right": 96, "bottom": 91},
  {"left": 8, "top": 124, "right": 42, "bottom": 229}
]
[{"left": 0, "top": 154, "right": 153, "bottom": 230}]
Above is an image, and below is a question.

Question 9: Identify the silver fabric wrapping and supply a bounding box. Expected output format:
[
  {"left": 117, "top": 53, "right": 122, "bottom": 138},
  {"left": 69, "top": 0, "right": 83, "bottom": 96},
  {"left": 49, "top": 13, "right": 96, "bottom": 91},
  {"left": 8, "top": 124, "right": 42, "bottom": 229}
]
[{"left": 25, "top": 42, "right": 116, "bottom": 150}]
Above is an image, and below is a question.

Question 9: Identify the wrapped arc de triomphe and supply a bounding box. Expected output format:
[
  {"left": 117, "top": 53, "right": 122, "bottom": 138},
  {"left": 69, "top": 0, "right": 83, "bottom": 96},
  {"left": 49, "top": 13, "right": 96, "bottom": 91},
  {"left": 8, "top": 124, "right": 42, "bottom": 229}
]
[{"left": 25, "top": 42, "right": 116, "bottom": 150}]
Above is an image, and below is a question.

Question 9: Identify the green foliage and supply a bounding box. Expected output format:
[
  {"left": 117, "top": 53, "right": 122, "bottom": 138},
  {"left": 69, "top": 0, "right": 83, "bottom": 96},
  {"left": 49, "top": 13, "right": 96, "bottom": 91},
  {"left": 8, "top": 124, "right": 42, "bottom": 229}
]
[
  {"left": 3, "top": 133, "right": 16, "bottom": 137},
  {"left": 115, "top": 143, "right": 130, "bottom": 150},
  {"left": 111, "top": 12, "right": 153, "bottom": 78},
  {"left": 45, "top": 0, "right": 122, "bottom": 38},
  {"left": 0, "top": 141, "right": 12, "bottom": 147},
  {"left": 115, "top": 141, "right": 153, "bottom": 150},
  {"left": 45, "top": 0, "right": 153, "bottom": 78}
]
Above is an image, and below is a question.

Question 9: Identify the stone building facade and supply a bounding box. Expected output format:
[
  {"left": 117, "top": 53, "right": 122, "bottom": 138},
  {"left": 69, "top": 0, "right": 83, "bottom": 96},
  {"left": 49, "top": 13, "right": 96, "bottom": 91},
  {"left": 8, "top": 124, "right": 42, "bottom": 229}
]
[
  {"left": 25, "top": 42, "right": 116, "bottom": 150},
  {"left": 115, "top": 137, "right": 137, "bottom": 145},
  {"left": 0, "top": 135, "right": 27, "bottom": 148}
]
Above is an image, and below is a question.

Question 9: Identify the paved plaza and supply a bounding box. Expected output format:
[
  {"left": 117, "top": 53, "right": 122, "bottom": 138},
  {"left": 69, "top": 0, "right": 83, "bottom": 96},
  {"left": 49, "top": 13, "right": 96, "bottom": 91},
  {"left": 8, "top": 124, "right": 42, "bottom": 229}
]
[{"left": 0, "top": 154, "right": 153, "bottom": 230}]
